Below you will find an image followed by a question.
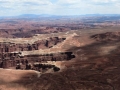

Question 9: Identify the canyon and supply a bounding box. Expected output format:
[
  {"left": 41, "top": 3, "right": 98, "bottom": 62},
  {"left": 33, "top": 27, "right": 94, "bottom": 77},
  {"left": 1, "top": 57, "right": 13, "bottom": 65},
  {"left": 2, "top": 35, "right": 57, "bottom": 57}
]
[{"left": 0, "top": 15, "right": 120, "bottom": 90}]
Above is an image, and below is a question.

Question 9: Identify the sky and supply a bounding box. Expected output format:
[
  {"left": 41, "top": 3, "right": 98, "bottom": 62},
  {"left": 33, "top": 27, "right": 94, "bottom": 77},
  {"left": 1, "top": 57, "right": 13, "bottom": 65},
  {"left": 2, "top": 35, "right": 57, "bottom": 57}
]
[{"left": 0, "top": 0, "right": 120, "bottom": 16}]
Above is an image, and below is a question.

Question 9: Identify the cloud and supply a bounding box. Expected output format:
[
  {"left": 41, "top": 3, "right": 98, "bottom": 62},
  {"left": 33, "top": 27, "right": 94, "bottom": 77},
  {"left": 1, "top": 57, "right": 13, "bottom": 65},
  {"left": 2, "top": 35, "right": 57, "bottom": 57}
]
[
  {"left": 86, "top": 0, "right": 120, "bottom": 5},
  {"left": 57, "top": 0, "right": 81, "bottom": 5},
  {"left": 0, "top": 0, "right": 120, "bottom": 16},
  {"left": 0, "top": 0, "right": 54, "bottom": 16}
]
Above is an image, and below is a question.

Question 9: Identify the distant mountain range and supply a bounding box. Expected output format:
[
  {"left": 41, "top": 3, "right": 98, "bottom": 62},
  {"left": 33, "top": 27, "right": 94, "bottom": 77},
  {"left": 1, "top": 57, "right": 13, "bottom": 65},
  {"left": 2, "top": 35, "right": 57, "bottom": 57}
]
[
  {"left": 1, "top": 14, "right": 120, "bottom": 19},
  {"left": 17, "top": 14, "right": 120, "bottom": 18},
  {"left": 18, "top": 14, "right": 55, "bottom": 18},
  {"left": 0, "top": 14, "right": 65, "bottom": 20}
]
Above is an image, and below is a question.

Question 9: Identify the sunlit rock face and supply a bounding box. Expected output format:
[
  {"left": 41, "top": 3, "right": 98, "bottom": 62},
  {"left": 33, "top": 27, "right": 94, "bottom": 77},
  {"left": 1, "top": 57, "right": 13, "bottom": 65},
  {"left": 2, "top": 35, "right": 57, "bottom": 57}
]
[
  {"left": 0, "top": 37, "right": 66, "bottom": 52},
  {"left": 0, "top": 35, "right": 76, "bottom": 72}
]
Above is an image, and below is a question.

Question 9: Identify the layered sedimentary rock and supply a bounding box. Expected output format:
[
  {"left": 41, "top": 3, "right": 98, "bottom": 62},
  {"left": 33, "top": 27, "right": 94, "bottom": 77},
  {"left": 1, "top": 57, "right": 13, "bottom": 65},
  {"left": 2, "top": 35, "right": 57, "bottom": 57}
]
[
  {"left": 0, "top": 37, "right": 66, "bottom": 52},
  {"left": 0, "top": 36, "right": 75, "bottom": 71},
  {"left": 0, "top": 52, "right": 75, "bottom": 71},
  {"left": 0, "top": 27, "right": 68, "bottom": 38}
]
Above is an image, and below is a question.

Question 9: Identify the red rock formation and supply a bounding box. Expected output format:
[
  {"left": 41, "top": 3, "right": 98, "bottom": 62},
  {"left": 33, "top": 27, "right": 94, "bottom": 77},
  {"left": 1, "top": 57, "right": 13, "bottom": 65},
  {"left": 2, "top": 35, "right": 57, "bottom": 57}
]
[
  {"left": 0, "top": 52, "right": 75, "bottom": 71},
  {"left": 0, "top": 37, "right": 66, "bottom": 53},
  {"left": 91, "top": 32, "right": 120, "bottom": 41}
]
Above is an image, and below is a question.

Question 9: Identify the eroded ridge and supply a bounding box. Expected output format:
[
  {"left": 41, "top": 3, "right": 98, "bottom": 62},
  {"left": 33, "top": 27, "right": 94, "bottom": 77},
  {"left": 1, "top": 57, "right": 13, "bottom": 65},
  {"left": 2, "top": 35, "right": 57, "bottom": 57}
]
[
  {"left": 90, "top": 32, "right": 120, "bottom": 41},
  {"left": 0, "top": 36, "right": 75, "bottom": 72},
  {"left": 0, "top": 37, "right": 66, "bottom": 52}
]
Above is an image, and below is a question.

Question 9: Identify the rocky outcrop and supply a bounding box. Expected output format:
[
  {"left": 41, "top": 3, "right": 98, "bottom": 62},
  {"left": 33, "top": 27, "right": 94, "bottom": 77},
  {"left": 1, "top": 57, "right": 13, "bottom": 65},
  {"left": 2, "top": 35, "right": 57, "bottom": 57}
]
[
  {"left": 0, "top": 52, "right": 75, "bottom": 71},
  {"left": 0, "top": 27, "right": 68, "bottom": 38},
  {"left": 90, "top": 32, "right": 120, "bottom": 41},
  {"left": 0, "top": 36, "right": 68, "bottom": 71},
  {"left": 0, "top": 37, "right": 66, "bottom": 52},
  {"left": 0, "top": 25, "right": 74, "bottom": 73}
]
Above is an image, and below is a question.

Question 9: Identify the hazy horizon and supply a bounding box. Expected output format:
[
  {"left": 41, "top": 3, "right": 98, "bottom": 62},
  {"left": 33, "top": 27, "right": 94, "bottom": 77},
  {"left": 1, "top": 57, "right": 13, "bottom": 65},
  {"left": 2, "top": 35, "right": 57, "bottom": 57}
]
[{"left": 1, "top": 13, "right": 120, "bottom": 18}]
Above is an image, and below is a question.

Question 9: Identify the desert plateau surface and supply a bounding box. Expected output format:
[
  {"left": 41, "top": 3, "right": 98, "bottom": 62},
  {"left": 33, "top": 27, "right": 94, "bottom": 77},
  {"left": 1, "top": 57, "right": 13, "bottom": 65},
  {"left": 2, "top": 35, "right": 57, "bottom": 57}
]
[{"left": 0, "top": 15, "right": 120, "bottom": 90}]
